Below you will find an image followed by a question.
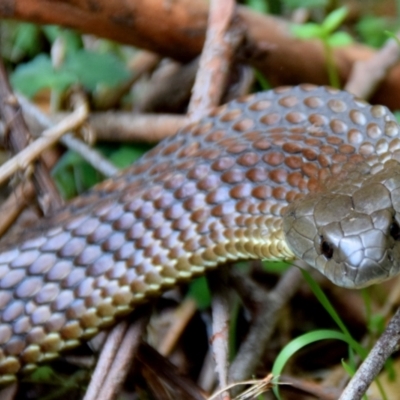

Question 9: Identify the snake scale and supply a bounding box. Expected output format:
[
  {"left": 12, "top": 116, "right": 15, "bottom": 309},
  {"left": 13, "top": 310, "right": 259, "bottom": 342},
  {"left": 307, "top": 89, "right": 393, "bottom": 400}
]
[{"left": 0, "top": 84, "right": 400, "bottom": 382}]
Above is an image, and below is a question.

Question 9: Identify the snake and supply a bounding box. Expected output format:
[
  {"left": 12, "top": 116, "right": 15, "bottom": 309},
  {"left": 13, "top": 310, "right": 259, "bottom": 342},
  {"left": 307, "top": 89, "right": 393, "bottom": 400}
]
[{"left": 0, "top": 84, "right": 399, "bottom": 383}]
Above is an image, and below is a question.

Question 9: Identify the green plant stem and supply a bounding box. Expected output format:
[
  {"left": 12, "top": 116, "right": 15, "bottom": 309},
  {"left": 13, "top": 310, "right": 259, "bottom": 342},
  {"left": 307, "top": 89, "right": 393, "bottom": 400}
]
[{"left": 323, "top": 39, "right": 340, "bottom": 88}]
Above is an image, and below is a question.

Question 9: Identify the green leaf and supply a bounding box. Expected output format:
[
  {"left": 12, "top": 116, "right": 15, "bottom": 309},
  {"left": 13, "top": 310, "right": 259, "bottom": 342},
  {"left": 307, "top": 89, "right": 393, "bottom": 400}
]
[
  {"left": 188, "top": 276, "right": 211, "bottom": 310},
  {"left": 341, "top": 359, "right": 356, "bottom": 377},
  {"left": 41, "top": 26, "right": 83, "bottom": 53},
  {"left": 52, "top": 150, "right": 103, "bottom": 199},
  {"left": 11, "top": 54, "right": 75, "bottom": 97},
  {"left": 107, "top": 145, "right": 149, "bottom": 169},
  {"left": 272, "top": 330, "right": 352, "bottom": 400},
  {"left": 27, "top": 365, "right": 61, "bottom": 383},
  {"left": 322, "top": 6, "right": 348, "bottom": 34},
  {"left": 301, "top": 270, "right": 367, "bottom": 358},
  {"left": 246, "top": 0, "right": 269, "bottom": 13},
  {"left": 254, "top": 69, "right": 271, "bottom": 90},
  {"left": 63, "top": 50, "right": 131, "bottom": 91},
  {"left": 291, "top": 23, "right": 323, "bottom": 39},
  {"left": 262, "top": 261, "right": 291, "bottom": 274},
  {"left": 12, "top": 23, "right": 41, "bottom": 60},
  {"left": 368, "top": 313, "right": 385, "bottom": 335},
  {"left": 327, "top": 31, "right": 353, "bottom": 47},
  {"left": 357, "top": 16, "right": 396, "bottom": 48},
  {"left": 283, "top": 0, "right": 328, "bottom": 10}
]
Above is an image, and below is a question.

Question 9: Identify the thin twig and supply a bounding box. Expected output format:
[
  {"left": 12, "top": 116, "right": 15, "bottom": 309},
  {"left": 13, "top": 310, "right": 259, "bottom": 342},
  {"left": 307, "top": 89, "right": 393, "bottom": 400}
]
[
  {"left": 208, "top": 268, "right": 231, "bottom": 400},
  {"left": 188, "top": 0, "right": 242, "bottom": 121},
  {"left": 83, "top": 321, "right": 129, "bottom": 400},
  {"left": 338, "top": 306, "right": 400, "bottom": 400},
  {"left": 345, "top": 33, "right": 400, "bottom": 99},
  {"left": 0, "top": 60, "right": 63, "bottom": 214},
  {"left": 93, "top": 51, "right": 160, "bottom": 110},
  {"left": 86, "top": 113, "right": 186, "bottom": 144},
  {"left": 0, "top": 102, "right": 88, "bottom": 186},
  {"left": 158, "top": 298, "right": 197, "bottom": 356},
  {"left": 0, "top": 382, "right": 17, "bottom": 400},
  {"left": 0, "top": 182, "right": 35, "bottom": 237},
  {"left": 17, "top": 95, "right": 118, "bottom": 178},
  {"left": 17, "top": 111, "right": 187, "bottom": 145},
  {"left": 138, "top": 343, "right": 207, "bottom": 400},
  {"left": 229, "top": 266, "right": 304, "bottom": 383},
  {"left": 84, "top": 314, "right": 149, "bottom": 400},
  {"left": 136, "top": 58, "right": 198, "bottom": 113},
  {"left": 280, "top": 375, "right": 339, "bottom": 400}
]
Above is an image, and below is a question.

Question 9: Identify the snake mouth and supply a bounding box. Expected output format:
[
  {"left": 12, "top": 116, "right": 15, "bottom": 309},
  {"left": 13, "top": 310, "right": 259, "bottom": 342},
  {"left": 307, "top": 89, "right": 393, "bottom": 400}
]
[{"left": 319, "top": 247, "right": 396, "bottom": 288}]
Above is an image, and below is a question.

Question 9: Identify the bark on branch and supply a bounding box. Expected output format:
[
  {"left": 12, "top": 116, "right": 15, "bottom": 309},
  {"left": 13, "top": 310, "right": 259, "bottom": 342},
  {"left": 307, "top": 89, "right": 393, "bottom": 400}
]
[{"left": 3, "top": 0, "right": 400, "bottom": 108}]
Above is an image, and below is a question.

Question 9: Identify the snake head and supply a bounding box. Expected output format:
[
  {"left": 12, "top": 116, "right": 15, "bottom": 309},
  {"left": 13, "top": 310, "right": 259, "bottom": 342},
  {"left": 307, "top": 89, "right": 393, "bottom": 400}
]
[{"left": 282, "top": 166, "right": 400, "bottom": 288}]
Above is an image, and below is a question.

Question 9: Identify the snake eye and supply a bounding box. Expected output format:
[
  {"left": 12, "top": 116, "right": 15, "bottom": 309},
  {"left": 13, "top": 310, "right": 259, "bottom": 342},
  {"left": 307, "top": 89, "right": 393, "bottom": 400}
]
[
  {"left": 389, "top": 221, "right": 400, "bottom": 241},
  {"left": 320, "top": 237, "right": 334, "bottom": 259}
]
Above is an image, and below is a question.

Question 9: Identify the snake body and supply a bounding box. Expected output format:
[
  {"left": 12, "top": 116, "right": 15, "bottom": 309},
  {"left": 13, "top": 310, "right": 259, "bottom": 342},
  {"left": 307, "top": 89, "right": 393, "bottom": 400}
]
[{"left": 0, "top": 85, "right": 399, "bottom": 382}]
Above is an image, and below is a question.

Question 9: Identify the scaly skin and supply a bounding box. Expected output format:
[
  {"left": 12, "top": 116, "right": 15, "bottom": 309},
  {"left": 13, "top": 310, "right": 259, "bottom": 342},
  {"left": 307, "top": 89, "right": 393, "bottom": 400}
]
[{"left": 0, "top": 85, "right": 399, "bottom": 382}]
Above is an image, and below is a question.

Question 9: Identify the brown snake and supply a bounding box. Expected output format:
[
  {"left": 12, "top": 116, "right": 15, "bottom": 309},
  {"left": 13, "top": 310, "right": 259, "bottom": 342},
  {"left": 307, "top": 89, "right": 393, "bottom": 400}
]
[{"left": 0, "top": 84, "right": 400, "bottom": 382}]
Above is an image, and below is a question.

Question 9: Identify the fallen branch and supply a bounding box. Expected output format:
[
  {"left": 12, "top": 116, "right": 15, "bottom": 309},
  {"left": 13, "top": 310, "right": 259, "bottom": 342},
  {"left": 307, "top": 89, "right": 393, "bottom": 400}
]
[{"left": 4, "top": 0, "right": 400, "bottom": 108}]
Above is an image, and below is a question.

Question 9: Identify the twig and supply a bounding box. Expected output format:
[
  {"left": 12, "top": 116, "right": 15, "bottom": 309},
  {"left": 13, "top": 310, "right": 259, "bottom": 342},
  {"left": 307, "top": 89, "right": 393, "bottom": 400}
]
[
  {"left": 345, "top": 33, "right": 400, "bottom": 99},
  {"left": 188, "top": 0, "right": 242, "bottom": 121},
  {"left": 0, "top": 182, "right": 35, "bottom": 237},
  {"left": 0, "top": 382, "right": 17, "bottom": 400},
  {"left": 198, "top": 349, "right": 217, "bottom": 393},
  {"left": 87, "top": 113, "right": 186, "bottom": 144},
  {"left": 228, "top": 266, "right": 304, "bottom": 383},
  {"left": 158, "top": 298, "right": 197, "bottom": 356},
  {"left": 83, "top": 321, "right": 129, "bottom": 400},
  {"left": 279, "top": 375, "right": 339, "bottom": 400},
  {"left": 93, "top": 51, "right": 160, "bottom": 110},
  {"left": 0, "top": 60, "right": 63, "bottom": 214},
  {"left": 0, "top": 101, "right": 88, "bottom": 186},
  {"left": 19, "top": 111, "right": 187, "bottom": 145},
  {"left": 137, "top": 58, "right": 198, "bottom": 113},
  {"left": 84, "top": 313, "right": 149, "bottom": 400},
  {"left": 17, "top": 95, "right": 118, "bottom": 178},
  {"left": 208, "top": 267, "right": 231, "bottom": 400},
  {"left": 138, "top": 343, "right": 207, "bottom": 400},
  {"left": 338, "top": 306, "right": 400, "bottom": 400}
]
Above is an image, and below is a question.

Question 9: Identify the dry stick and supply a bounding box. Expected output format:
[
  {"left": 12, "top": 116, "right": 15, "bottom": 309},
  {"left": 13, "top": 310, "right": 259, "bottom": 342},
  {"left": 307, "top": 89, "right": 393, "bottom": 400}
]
[
  {"left": 0, "top": 102, "right": 88, "bottom": 185},
  {"left": 137, "top": 343, "right": 206, "bottom": 400},
  {"left": 83, "top": 321, "right": 130, "bottom": 400},
  {"left": 0, "top": 382, "right": 17, "bottom": 400},
  {"left": 84, "top": 314, "right": 149, "bottom": 400},
  {"left": 198, "top": 349, "right": 217, "bottom": 393},
  {"left": 345, "top": 33, "right": 400, "bottom": 100},
  {"left": 228, "top": 266, "right": 304, "bottom": 383},
  {"left": 137, "top": 58, "right": 198, "bottom": 113},
  {"left": 94, "top": 51, "right": 160, "bottom": 110},
  {"left": 0, "top": 61, "right": 64, "bottom": 214},
  {"left": 83, "top": 113, "right": 186, "bottom": 144},
  {"left": 0, "top": 182, "right": 35, "bottom": 237},
  {"left": 208, "top": 268, "right": 231, "bottom": 400},
  {"left": 98, "top": 317, "right": 148, "bottom": 400},
  {"left": 188, "top": 0, "right": 242, "bottom": 122},
  {"left": 158, "top": 298, "right": 198, "bottom": 356},
  {"left": 279, "top": 375, "right": 339, "bottom": 400},
  {"left": 339, "top": 307, "right": 400, "bottom": 400},
  {"left": 17, "top": 96, "right": 118, "bottom": 178}
]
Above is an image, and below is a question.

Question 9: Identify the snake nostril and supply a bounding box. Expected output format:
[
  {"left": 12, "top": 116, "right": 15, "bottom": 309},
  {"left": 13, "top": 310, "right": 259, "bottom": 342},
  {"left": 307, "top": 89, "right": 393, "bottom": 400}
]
[
  {"left": 389, "top": 221, "right": 400, "bottom": 241},
  {"left": 320, "top": 237, "right": 334, "bottom": 259}
]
